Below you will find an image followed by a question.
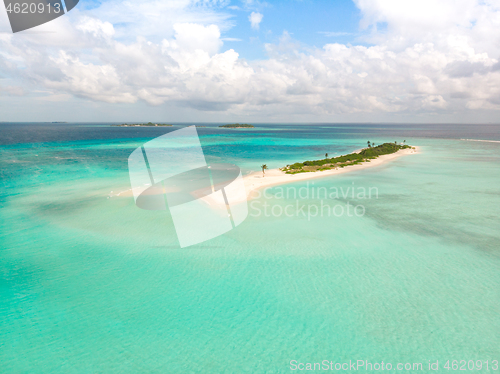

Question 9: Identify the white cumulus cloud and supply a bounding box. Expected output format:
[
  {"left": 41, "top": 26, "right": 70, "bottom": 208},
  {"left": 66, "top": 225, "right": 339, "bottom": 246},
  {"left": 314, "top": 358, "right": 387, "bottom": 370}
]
[
  {"left": 0, "top": 0, "right": 500, "bottom": 122},
  {"left": 249, "top": 12, "right": 263, "bottom": 30}
]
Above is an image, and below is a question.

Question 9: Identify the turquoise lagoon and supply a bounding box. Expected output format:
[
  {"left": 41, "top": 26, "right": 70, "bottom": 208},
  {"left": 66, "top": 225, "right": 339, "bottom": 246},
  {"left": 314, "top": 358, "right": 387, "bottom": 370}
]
[{"left": 0, "top": 123, "right": 499, "bottom": 373}]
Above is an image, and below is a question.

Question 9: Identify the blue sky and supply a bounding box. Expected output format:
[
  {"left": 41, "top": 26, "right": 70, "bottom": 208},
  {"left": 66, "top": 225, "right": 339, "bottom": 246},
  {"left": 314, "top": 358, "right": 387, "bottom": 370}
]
[
  {"left": 220, "top": 0, "right": 363, "bottom": 60},
  {"left": 1, "top": 0, "right": 500, "bottom": 123}
]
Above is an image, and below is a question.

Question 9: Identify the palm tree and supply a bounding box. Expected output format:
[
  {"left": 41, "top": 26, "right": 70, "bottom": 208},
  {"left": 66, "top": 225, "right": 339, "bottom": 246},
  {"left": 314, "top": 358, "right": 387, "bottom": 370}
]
[
  {"left": 325, "top": 153, "right": 328, "bottom": 159},
  {"left": 367, "top": 141, "right": 371, "bottom": 148},
  {"left": 403, "top": 140, "right": 406, "bottom": 144},
  {"left": 261, "top": 164, "right": 268, "bottom": 176}
]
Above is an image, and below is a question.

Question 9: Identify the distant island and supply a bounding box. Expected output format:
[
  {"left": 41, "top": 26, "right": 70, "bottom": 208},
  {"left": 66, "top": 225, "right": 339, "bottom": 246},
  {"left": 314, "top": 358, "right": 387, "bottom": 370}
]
[
  {"left": 219, "top": 124, "right": 254, "bottom": 128},
  {"left": 113, "top": 122, "right": 172, "bottom": 127},
  {"left": 282, "top": 142, "right": 414, "bottom": 174}
]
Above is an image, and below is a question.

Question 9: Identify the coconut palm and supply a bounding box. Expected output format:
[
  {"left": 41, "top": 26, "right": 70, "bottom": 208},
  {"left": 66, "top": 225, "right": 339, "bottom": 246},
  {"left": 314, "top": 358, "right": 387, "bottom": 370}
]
[
  {"left": 367, "top": 141, "right": 371, "bottom": 148},
  {"left": 325, "top": 153, "right": 328, "bottom": 159},
  {"left": 261, "top": 164, "right": 268, "bottom": 176}
]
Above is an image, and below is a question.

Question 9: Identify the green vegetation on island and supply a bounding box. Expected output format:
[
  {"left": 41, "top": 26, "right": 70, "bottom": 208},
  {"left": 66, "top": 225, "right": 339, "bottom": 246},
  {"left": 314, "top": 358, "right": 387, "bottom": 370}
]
[
  {"left": 281, "top": 142, "right": 414, "bottom": 174},
  {"left": 113, "top": 122, "right": 172, "bottom": 127},
  {"left": 219, "top": 123, "right": 254, "bottom": 128}
]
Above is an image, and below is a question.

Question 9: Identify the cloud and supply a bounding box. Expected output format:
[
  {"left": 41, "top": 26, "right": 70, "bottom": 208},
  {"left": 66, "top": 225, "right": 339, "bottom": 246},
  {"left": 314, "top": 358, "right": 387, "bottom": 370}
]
[
  {"left": 0, "top": 0, "right": 500, "bottom": 121},
  {"left": 249, "top": 12, "right": 263, "bottom": 30},
  {"left": 36, "top": 93, "right": 73, "bottom": 101},
  {"left": 172, "top": 23, "right": 223, "bottom": 55},
  {"left": 0, "top": 85, "right": 24, "bottom": 96},
  {"left": 79, "top": 0, "right": 234, "bottom": 42}
]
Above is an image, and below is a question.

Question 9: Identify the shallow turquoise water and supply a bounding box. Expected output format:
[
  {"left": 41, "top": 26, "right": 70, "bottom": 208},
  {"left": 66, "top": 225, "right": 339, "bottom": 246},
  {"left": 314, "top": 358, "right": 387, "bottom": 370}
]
[{"left": 0, "top": 124, "right": 499, "bottom": 373}]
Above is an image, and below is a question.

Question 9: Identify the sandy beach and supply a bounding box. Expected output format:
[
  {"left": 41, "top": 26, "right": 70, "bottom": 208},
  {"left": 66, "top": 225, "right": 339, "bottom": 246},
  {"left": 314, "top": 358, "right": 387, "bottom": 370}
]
[
  {"left": 111, "top": 146, "right": 419, "bottom": 202},
  {"left": 242, "top": 146, "right": 419, "bottom": 200}
]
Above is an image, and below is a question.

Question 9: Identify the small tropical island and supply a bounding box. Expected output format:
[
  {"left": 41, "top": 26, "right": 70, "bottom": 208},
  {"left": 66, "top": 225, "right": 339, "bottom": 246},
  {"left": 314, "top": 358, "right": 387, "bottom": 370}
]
[
  {"left": 113, "top": 122, "right": 172, "bottom": 127},
  {"left": 115, "top": 140, "right": 418, "bottom": 204},
  {"left": 219, "top": 123, "right": 255, "bottom": 128},
  {"left": 281, "top": 141, "right": 414, "bottom": 174}
]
